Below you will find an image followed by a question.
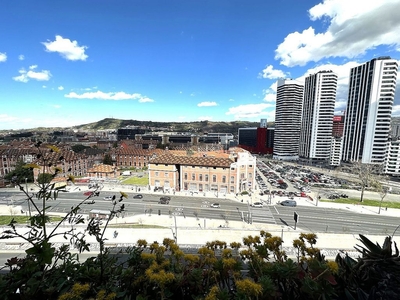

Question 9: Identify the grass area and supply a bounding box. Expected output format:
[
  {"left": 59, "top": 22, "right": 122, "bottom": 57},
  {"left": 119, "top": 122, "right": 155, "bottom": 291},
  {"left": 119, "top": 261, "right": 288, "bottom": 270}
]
[
  {"left": 108, "top": 223, "right": 166, "bottom": 229},
  {"left": 321, "top": 198, "right": 400, "bottom": 209},
  {"left": 0, "top": 215, "right": 63, "bottom": 226},
  {"left": 120, "top": 176, "right": 149, "bottom": 186}
]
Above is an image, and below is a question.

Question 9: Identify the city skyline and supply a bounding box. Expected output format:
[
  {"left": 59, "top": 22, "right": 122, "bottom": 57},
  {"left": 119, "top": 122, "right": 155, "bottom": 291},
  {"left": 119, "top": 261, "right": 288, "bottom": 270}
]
[{"left": 1, "top": 0, "right": 400, "bottom": 130}]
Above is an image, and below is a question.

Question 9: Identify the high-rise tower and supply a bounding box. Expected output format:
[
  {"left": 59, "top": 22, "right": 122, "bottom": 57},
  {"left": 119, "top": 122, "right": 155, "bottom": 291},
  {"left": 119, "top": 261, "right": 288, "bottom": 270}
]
[
  {"left": 342, "top": 57, "right": 398, "bottom": 164},
  {"left": 299, "top": 71, "right": 338, "bottom": 163},
  {"left": 273, "top": 79, "right": 304, "bottom": 160}
]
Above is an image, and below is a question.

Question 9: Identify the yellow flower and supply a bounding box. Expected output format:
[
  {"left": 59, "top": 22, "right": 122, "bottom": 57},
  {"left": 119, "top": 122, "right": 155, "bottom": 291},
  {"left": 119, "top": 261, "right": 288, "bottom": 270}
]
[
  {"left": 204, "top": 285, "right": 219, "bottom": 300},
  {"left": 47, "top": 145, "right": 60, "bottom": 153},
  {"left": 235, "top": 279, "right": 262, "bottom": 297},
  {"left": 326, "top": 260, "right": 339, "bottom": 274}
]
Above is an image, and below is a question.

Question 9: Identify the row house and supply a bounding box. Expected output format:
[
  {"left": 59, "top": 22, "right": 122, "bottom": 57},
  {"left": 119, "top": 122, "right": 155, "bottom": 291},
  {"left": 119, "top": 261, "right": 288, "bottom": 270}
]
[
  {"left": 148, "top": 150, "right": 256, "bottom": 194},
  {"left": 32, "top": 150, "right": 90, "bottom": 181},
  {"left": 116, "top": 148, "right": 162, "bottom": 169},
  {"left": 0, "top": 143, "right": 43, "bottom": 177}
]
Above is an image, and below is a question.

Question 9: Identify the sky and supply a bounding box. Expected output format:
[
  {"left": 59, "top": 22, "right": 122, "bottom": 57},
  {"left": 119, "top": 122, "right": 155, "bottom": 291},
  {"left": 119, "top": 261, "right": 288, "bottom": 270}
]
[{"left": 1, "top": 0, "right": 400, "bottom": 130}]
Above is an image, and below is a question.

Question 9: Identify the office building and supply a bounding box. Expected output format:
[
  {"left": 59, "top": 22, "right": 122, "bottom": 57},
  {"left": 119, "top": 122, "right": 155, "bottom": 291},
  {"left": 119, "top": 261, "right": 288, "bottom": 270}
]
[
  {"left": 299, "top": 71, "right": 338, "bottom": 164},
  {"left": 238, "top": 119, "right": 274, "bottom": 154},
  {"left": 342, "top": 57, "right": 398, "bottom": 164},
  {"left": 273, "top": 79, "right": 304, "bottom": 160}
]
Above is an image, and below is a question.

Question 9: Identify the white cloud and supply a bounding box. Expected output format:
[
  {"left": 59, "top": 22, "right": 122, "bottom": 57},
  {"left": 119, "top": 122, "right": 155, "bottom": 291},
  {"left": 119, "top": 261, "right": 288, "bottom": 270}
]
[
  {"left": 392, "top": 105, "right": 400, "bottom": 117},
  {"left": 58, "top": 86, "right": 64, "bottom": 90},
  {"left": 275, "top": 0, "right": 400, "bottom": 66},
  {"left": 65, "top": 91, "right": 154, "bottom": 102},
  {"left": 0, "top": 52, "right": 6, "bottom": 62},
  {"left": 197, "top": 101, "right": 217, "bottom": 107},
  {"left": 226, "top": 103, "right": 275, "bottom": 119},
  {"left": 0, "top": 114, "right": 18, "bottom": 122},
  {"left": 52, "top": 104, "right": 61, "bottom": 109},
  {"left": 29, "top": 65, "right": 37, "bottom": 70},
  {"left": 42, "top": 35, "right": 88, "bottom": 61},
  {"left": 42, "top": 85, "right": 47, "bottom": 88},
  {"left": 259, "top": 65, "right": 288, "bottom": 79},
  {"left": 13, "top": 67, "right": 52, "bottom": 83},
  {"left": 18, "top": 54, "right": 25, "bottom": 60}
]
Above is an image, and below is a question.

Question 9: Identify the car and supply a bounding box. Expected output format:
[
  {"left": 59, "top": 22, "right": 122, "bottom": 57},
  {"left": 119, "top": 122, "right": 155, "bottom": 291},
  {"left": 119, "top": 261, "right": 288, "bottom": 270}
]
[
  {"left": 133, "top": 194, "right": 143, "bottom": 199},
  {"left": 103, "top": 196, "right": 113, "bottom": 201},
  {"left": 158, "top": 196, "right": 170, "bottom": 204},
  {"left": 83, "top": 191, "right": 93, "bottom": 196},
  {"left": 251, "top": 202, "right": 263, "bottom": 208},
  {"left": 280, "top": 200, "right": 297, "bottom": 207},
  {"left": 210, "top": 203, "right": 220, "bottom": 208}
]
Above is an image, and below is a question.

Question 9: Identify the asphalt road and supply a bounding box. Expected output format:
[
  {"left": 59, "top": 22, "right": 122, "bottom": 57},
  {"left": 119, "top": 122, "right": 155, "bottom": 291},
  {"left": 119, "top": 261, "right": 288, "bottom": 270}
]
[{"left": 1, "top": 190, "right": 399, "bottom": 236}]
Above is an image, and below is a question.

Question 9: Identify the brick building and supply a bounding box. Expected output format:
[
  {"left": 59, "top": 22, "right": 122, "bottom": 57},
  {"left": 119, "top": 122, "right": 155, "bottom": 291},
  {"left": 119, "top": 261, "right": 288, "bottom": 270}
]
[{"left": 148, "top": 149, "right": 256, "bottom": 194}]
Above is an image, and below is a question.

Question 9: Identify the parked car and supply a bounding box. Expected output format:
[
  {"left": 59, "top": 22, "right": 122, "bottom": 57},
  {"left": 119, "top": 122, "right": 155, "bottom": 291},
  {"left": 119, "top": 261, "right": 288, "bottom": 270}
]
[
  {"left": 251, "top": 202, "right": 263, "bottom": 208},
  {"left": 103, "top": 196, "right": 113, "bottom": 201},
  {"left": 133, "top": 194, "right": 143, "bottom": 199},
  {"left": 158, "top": 196, "right": 170, "bottom": 204},
  {"left": 280, "top": 200, "right": 297, "bottom": 207},
  {"left": 83, "top": 191, "right": 93, "bottom": 196},
  {"left": 210, "top": 203, "right": 220, "bottom": 208}
]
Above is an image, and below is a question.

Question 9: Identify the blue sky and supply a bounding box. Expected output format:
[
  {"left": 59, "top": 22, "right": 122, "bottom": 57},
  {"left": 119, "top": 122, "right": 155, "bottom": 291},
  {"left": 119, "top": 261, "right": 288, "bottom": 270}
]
[{"left": 1, "top": 0, "right": 400, "bottom": 130}]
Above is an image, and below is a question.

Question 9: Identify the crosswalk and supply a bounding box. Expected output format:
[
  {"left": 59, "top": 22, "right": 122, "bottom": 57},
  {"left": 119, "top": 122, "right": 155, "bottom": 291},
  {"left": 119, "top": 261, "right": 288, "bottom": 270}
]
[{"left": 247, "top": 206, "right": 276, "bottom": 224}]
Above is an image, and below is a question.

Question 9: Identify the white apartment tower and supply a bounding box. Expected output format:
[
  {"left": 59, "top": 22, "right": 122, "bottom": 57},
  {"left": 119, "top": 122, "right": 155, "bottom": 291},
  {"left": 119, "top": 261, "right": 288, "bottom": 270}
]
[
  {"left": 342, "top": 57, "right": 398, "bottom": 164},
  {"left": 273, "top": 79, "right": 304, "bottom": 160},
  {"left": 299, "top": 71, "right": 338, "bottom": 163}
]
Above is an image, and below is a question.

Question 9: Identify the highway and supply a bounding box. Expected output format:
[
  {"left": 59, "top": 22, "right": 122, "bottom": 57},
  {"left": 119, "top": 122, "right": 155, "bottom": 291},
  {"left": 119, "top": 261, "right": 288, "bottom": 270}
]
[{"left": 1, "top": 189, "right": 399, "bottom": 236}]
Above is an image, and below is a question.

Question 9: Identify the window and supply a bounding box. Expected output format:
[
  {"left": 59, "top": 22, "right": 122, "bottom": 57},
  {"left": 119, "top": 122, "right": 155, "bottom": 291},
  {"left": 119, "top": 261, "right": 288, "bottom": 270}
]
[
  {"left": 155, "top": 171, "right": 159, "bottom": 177},
  {"left": 230, "top": 176, "right": 234, "bottom": 183},
  {"left": 222, "top": 176, "right": 226, "bottom": 183},
  {"left": 184, "top": 173, "right": 188, "bottom": 180},
  {"left": 199, "top": 174, "right": 203, "bottom": 181},
  {"left": 165, "top": 172, "right": 169, "bottom": 177},
  {"left": 212, "top": 175, "right": 216, "bottom": 182},
  {"left": 192, "top": 174, "right": 195, "bottom": 180},
  {"left": 205, "top": 174, "right": 209, "bottom": 181}
]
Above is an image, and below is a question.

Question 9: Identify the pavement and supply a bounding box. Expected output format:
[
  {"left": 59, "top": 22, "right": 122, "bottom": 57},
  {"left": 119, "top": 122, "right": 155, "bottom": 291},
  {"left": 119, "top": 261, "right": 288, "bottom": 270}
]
[{"left": 1, "top": 184, "right": 399, "bottom": 260}]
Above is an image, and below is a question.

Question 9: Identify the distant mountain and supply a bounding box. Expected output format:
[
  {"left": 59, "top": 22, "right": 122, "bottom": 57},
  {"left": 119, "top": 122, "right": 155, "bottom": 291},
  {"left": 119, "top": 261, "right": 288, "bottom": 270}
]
[{"left": 73, "top": 118, "right": 268, "bottom": 135}]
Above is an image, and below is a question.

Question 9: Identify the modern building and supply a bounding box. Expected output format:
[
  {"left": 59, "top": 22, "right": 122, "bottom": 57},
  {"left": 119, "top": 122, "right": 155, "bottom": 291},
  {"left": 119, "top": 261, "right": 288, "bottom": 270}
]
[
  {"left": 238, "top": 119, "right": 274, "bottom": 154},
  {"left": 299, "top": 71, "right": 338, "bottom": 164},
  {"left": 342, "top": 57, "right": 398, "bottom": 164},
  {"left": 329, "top": 115, "right": 345, "bottom": 166},
  {"left": 384, "top": 138, "right": 400, "bottom": 176},
  {"left": 273, "top": 79, "right": 304, "bottom": 160}
]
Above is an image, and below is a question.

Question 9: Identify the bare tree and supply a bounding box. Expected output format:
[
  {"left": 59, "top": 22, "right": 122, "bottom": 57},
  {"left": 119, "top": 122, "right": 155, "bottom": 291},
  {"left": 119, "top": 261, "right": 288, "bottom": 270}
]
[{"left": 352, "top": 162, "right": 382, "bottom": 202}]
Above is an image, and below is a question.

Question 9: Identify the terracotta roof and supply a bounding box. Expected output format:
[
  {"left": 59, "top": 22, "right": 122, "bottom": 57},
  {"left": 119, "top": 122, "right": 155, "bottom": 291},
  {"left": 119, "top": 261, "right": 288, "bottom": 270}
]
[
  {"left": 88, "top": 164, "right": 115, "bottom": 173},
  {"left": 149, "top": 154, "right": 233, "bottom": 168}
]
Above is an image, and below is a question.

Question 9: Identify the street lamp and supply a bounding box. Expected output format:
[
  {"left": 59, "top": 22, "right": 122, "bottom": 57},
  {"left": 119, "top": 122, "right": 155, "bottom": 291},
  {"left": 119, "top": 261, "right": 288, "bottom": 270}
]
[{"left": 25, "top": 178, "right": 31, "bottom": 217}]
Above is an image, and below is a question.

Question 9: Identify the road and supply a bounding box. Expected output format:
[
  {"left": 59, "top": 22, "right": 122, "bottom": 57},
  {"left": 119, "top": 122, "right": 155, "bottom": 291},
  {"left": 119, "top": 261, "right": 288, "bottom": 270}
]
[{"left": 1, "top": 189, "right": 399, "bottom": 236}]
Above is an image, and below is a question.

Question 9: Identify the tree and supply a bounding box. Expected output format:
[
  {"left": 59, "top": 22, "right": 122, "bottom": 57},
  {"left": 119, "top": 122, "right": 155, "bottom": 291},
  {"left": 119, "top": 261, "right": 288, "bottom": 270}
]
[
  {"left": 71, "top": 144, "right": 90, "bottom": 153},
  {"left": 4, "top": 160, "right": 33, "bottom": 183},
  {"left": 103, "top": 153, "right": 113, "bottom": 165},
  {"left": 37, "top": 173, "right": 54, "bottom": 184},
  {"left": 353, "top": 162, "right": 382, "bottom": 202}
]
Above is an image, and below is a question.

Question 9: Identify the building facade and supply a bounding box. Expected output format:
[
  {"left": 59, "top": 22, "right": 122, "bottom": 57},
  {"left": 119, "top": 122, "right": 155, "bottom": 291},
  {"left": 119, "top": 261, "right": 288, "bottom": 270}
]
[
  {"left": 148, "top": 150, "right": 256, "bottom": 195},
  {"left": 342, "top": 57, "right": 398, "bottom": 164},
  {"left": 273, "top": 79, "right": 304, "bottom": 160},
  {"left": 299, "top": 71, "right": 338, "bottom": 164}
]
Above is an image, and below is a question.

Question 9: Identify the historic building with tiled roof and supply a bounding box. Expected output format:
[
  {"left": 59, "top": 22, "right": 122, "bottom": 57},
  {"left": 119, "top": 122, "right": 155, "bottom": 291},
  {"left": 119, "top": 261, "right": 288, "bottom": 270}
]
[
  {"left": 148, "top": 149, "right": 256, "bottom": 195},
  {"left": 87, "top": 163, "right": 117, "bottom": 179}
]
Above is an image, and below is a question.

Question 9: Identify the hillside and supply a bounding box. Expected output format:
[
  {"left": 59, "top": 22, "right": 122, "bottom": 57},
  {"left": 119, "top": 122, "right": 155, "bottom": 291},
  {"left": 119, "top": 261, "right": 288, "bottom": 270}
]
[{"left": 73, "top": 118, "right": 266, "bottom": 135}]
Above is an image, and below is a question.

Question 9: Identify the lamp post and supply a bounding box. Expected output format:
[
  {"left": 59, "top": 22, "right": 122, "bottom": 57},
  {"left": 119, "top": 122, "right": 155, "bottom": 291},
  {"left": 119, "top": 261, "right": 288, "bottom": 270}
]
[{"left": 25, "top": 178, "right": 31, "bottom": 217}]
